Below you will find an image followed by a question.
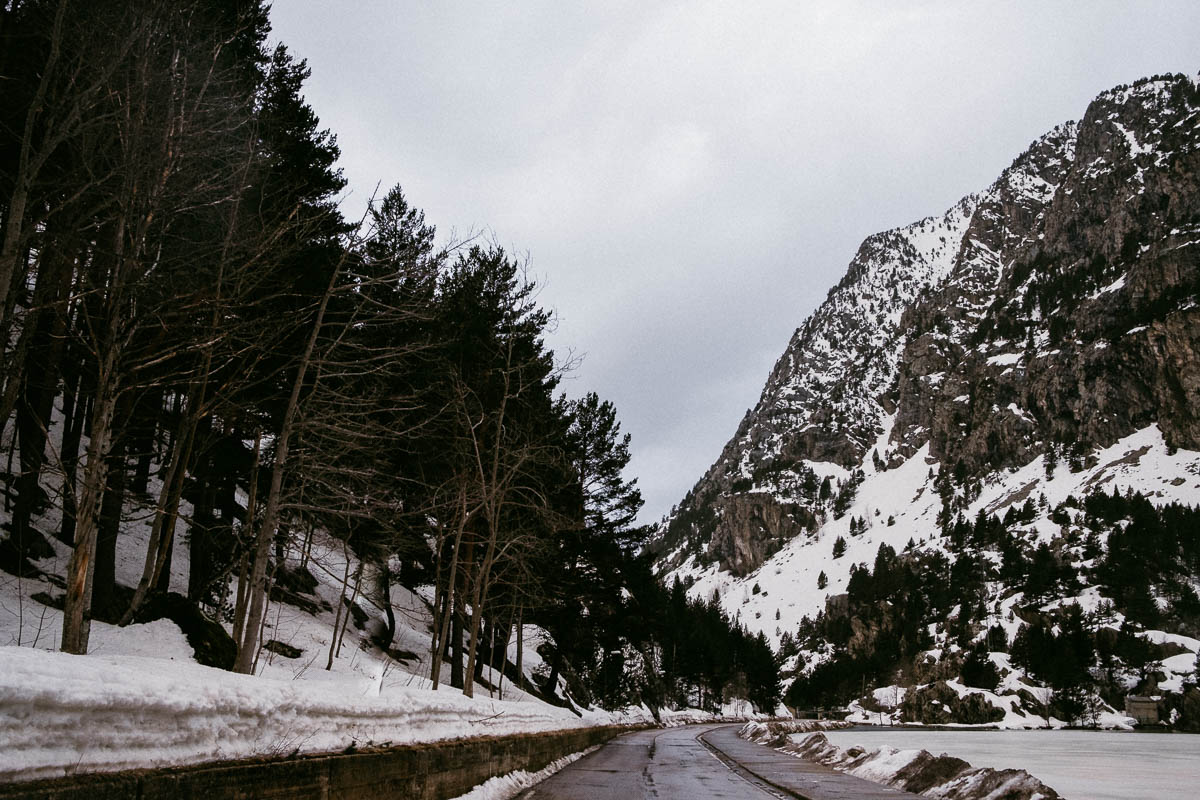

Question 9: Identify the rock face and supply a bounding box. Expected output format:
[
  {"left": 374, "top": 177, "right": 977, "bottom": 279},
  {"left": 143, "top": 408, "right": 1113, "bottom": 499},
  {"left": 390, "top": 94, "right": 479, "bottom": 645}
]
[
  {"left": 705, "top": 494, "right": 817, "bottom": 577},
  {"left": 654, "top": 73, "right": 1200, "bottom": 578}
]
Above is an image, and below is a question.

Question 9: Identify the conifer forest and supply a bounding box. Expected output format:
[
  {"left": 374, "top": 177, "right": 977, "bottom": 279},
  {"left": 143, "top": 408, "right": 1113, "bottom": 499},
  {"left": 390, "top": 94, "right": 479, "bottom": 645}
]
[{"left": 0, "top": 0, "right": 778, "bottom": 713}]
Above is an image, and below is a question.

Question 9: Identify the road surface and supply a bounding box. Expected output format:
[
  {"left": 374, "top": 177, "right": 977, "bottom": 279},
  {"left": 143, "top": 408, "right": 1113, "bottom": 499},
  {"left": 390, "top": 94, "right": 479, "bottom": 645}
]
[{"left": 519, "top": 723, "right": 913, "bottom": 799}]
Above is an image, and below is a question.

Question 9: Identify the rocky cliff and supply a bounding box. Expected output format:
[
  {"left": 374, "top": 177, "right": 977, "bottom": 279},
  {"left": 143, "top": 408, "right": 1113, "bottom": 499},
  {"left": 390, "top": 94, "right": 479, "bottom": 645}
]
[{"left": 653, "top": 73, "right": 1200, "bottom": 581}]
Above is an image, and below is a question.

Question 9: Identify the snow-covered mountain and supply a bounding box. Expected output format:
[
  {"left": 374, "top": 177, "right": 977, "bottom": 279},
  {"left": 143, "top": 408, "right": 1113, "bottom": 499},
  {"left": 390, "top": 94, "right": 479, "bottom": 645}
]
[{"left": 651, "top": 73, "right": 1200, "bottom": 725}]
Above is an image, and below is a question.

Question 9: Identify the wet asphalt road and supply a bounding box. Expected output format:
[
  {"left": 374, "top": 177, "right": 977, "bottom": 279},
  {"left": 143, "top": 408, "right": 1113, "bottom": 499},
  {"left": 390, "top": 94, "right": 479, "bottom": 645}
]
[
  {"left": 518, "top": 724, "right": 789, "bottom": 799},
  {"left": 518, "top": 723, "right": 913, "bottom": 800}
]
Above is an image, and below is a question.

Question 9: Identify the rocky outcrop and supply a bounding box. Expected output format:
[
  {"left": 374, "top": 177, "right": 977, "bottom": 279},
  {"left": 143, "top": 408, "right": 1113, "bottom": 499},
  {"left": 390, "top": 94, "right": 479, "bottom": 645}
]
[
  {"left": 896, "top": 76, "right": 1200, "bottom": 475},
  {"left": 655, "top": 72, "right": 1200, "bottom": 578},
  {"left": 654, "top": 197, "right": 977, "bottom": 576},
  {"left": 705, "top": 495, "right": 816, "bottom": 577}
]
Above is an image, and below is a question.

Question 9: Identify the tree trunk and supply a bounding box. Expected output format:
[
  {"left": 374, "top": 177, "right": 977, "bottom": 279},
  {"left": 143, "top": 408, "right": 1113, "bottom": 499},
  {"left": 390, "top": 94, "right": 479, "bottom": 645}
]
[
  {"left": 232, "top": 551, "right": 250, "bottom": 646},
  {"left": 450, "top": 589, "right": 464, "bottom": 690},
  {"left": 58, "top": 373, "right": 86, "bottom": 546},
  {"left": 430, "top": 511, "right": 467, "bottom": 689},
  {"left": 233, "top": 258, "right": 341, "bottom": 675},
  {"left": 231, "top": 432, "right": 261, "bottom": 649},
  {"left": 0, "top": 183, "right": 29, "bottom": 336},
  {"left": 154, "top": 529, "right": 174, "bottom": 594},
  {"left": 516, "top": 607, "right": 524, "bottom": 684},
  {"left": 249, "top": 557, "right": 279, "bottom": 676},
  {"left": 60, "top": 206, "right": 129, "bottom": 652},
  {"left": 0, "top": 0, "right": 68, "bottom": 331},
  {"left": 187, "top": 416, "right": 216, "bottom": 603},
  {"left": 60, "top": 368, "right": 119, "bottom": 654},
  {"left": 5, "top": 225, "right": 74, "bottom": 560},
  {"left": 430, "top": 582, "right": 447, "bottom": 682},
  {"left": 495, "top": 621, "right": 512, "bottom": 701},
  {"left": 335, "top": 560, "right": 363, "bottom": 661},
  {"left": 492, "top": 619, "right": 509, "bottom": 674},
  {"left": 93, "top": 438, "right": 126, "bottom": 621},
  {"left": 379, "top": 565, "right": 396, "bottom": 648},
  {"left": 118, "top": 409, "right": 197, "bottom": 625},
  {"left": 325, "top": 550, "right": 351, "bottom": 671},
  {"left": 463, "top": 532, "right": 499, "bottom": 698},
  {"left": 128, "top": 386, "right": 162, "bottom": 495},
  {"left": 546, "top": 647, "right": 564, "bottom": 700}
]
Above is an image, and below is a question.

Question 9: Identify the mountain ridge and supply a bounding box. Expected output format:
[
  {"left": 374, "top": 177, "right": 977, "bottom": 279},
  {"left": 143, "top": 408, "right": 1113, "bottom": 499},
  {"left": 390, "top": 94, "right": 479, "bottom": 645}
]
[
  {"left": 654, "top": 72, "right": 1200, "bottom": 584},
  {"left": 648, "top": 72, "right": 1200, "bottom": 730}
]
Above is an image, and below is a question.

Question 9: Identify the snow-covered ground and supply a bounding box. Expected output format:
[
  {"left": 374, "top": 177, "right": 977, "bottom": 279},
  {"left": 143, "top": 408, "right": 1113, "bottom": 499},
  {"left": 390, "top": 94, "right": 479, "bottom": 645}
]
[
  {"left": 668, "top": 423, "right": 1200, "bottom": 647},
  {"left": 0, "top": 402, "right": 754, "bottom": 784},
  {"left": 742, "top": 723, "right": 1063, "bottom": 800},
  {"left": 664, "top": 421, "right": 1200, "bottom": 729},
  {"left": 0, "top": 644, "right": 625, "bottom": 782},
  {"left": 0, "top": 523, "right": 711, "bottom": 783},
  {"left": 448, "top": 746, "right": 598, "bottom": 800},
  {"left": 824, "top": 728, "right": 1200, "bottom": 800}
]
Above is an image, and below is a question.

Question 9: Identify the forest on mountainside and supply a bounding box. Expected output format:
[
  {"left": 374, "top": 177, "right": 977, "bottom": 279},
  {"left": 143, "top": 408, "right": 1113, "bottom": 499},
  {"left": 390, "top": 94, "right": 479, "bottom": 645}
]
[
  {"left": 0, "top": 0, "right": 777, "bottom": 714},
  {"left": 784, "top": 487, "right": 1200, "bottom": 729}
]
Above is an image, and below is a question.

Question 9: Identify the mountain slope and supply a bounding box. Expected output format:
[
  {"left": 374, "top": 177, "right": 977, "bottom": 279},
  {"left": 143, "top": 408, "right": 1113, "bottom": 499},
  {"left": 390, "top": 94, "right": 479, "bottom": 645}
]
[{"left": 651, "top": 72, "right": 1200, "bottom": 726}]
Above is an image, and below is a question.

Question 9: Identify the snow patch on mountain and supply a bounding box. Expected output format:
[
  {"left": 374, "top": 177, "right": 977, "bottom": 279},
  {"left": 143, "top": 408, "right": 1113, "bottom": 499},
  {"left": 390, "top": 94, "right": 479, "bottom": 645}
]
[{"left": 665, "top": 424, "right": 1200, "bottom": 648}]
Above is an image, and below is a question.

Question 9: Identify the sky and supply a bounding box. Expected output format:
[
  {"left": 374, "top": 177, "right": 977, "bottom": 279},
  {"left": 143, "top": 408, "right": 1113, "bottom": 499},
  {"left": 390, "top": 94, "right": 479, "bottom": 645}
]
[{"left": 267, "top": 1, "right": 1200, "bottom": 525}]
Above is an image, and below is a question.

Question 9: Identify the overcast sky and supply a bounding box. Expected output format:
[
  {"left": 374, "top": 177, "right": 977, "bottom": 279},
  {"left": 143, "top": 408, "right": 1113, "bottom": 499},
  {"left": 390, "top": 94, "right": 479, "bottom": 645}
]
[{"left": 268, "top": 1, "right": 1200, "bottom": 524}]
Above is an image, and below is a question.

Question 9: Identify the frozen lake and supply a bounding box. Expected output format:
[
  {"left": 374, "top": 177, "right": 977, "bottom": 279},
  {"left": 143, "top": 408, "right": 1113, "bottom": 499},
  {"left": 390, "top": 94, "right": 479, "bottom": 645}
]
[{"left": 824, "top": 728, "right": 1200, "bottom": 800}]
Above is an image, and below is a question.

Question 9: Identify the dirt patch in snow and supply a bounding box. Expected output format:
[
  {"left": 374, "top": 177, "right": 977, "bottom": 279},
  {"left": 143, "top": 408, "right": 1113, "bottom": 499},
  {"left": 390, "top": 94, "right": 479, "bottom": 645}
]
[
  {"left": 1083, "top": 445, "right": 1152, "bottom": 491},
  {"left": 984, "top": 479, "right": 1039, "bottom": 516}
]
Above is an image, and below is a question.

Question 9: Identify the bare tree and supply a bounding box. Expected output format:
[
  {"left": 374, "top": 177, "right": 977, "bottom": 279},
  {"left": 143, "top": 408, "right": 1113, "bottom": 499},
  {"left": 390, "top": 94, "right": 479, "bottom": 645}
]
[{"left": 59, "top": 1, "right": 272, "bottom": 652}]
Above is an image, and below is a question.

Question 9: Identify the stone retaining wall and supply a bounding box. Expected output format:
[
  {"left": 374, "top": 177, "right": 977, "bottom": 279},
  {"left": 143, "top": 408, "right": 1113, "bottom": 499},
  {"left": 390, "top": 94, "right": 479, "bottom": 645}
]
[{"left": 0, "top": 725, "right": 632, "bottom": 800}]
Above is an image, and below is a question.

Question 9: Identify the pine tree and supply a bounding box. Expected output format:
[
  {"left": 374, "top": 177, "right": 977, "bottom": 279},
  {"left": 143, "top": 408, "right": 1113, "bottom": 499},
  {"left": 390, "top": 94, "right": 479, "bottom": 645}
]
[
  {"left": 567, "top": 392, "right": 644, "bottom": 553},
  {"left": 832, "top": 537, "right": 846, "bottom": 559},
  {"left": 819, "top": 476, "right": 833, "bottom": 501},
  {"left": 961, "top": 641, "right": 1000, "bottom": 691}
]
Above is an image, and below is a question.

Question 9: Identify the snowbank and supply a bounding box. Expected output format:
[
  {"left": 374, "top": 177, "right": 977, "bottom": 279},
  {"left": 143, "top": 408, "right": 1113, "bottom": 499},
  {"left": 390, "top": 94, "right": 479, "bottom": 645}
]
[
  {"left": 738, "top": 718, "right": 852, "bottom": 746},
  {"left": 447, "top": 746, "right": 599, "bottom": 800},
  {"left": 0, "top": 646, "right": 606, "bottom": 781},
  {"left": 778, "top": 732, "right": 1064, "bottom": 800}
]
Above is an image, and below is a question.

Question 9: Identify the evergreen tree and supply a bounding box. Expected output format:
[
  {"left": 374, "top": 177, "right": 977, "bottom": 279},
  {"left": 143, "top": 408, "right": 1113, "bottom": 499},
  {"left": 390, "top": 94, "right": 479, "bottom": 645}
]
[
  {"left": 961, "top": 641, "right": 1000, "bottom": 692},
  {"left": 567, "top": 393, "right": 645, "bottom": 554}
]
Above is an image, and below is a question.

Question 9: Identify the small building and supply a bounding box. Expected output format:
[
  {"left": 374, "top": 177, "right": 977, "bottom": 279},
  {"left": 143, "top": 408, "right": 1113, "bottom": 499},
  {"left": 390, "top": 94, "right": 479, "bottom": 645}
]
[{"left": 1124, "top": 695, "right": 1159, "bottom": 725}]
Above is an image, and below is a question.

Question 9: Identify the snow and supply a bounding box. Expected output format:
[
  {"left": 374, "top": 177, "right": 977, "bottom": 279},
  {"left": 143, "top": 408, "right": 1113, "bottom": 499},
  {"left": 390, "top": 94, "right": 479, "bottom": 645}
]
[
  {"left": 1112, "top": 120, "right": 1154, "bottom": 157},
  {"left": 1006, "top": 403, "right": 1035, "bottom": 424},
  {"left": 1090, "top": 275, "right": 1127, "bottom": 299},
  {"left": 776, "top": 730, "right": 1066, "bottom": 800},
  {"left": 667, "top": 423, "right": 1200, "bottom": 659},
  {"left": 986, "top": 352, "right": 1022, "bottom": 367},
  {"left": 1141, "top": 630, "right": 1200, "bottom": 651},
  {"left": 0, "top": 645, "right": 615, "bottom": 781},
  {"left": 0, "top": 400, "right": 693, "bottom": 784},
  {"left": 1160, "top": 653, "right": 1198, "bottom": 692},
  {"left": 824, "top": 729, "right": 1200, "bottom": 800},
  {"left": 447, "top": 746, "right": 598, "bottom": 800},
  {"left": 845, "top": 745, "right": 922, "bottom": 782}
]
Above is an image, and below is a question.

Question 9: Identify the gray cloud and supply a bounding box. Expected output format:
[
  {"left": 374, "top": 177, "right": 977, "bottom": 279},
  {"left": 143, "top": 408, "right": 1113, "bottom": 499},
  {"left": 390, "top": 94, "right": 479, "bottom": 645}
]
[{"left": 269, "top": 0, "right": 1200, "bottom": 523}]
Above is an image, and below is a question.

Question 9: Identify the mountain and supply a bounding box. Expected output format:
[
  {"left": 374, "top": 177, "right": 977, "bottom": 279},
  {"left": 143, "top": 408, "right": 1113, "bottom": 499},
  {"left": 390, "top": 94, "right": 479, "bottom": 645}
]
[{"left": 651, "top": 73, "right": 1200, "bottom": 726}]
